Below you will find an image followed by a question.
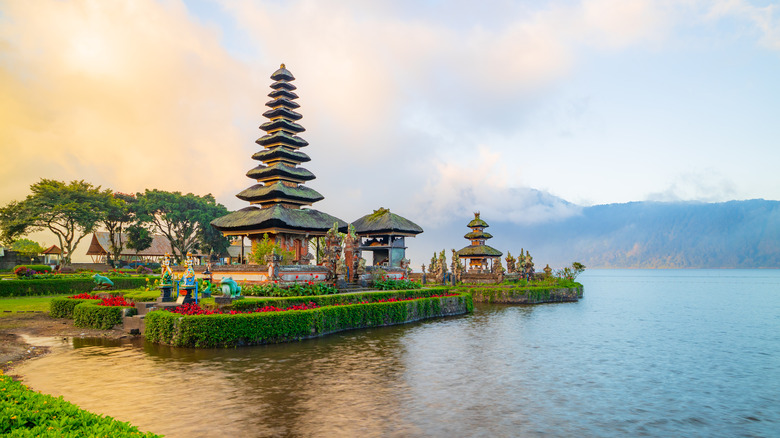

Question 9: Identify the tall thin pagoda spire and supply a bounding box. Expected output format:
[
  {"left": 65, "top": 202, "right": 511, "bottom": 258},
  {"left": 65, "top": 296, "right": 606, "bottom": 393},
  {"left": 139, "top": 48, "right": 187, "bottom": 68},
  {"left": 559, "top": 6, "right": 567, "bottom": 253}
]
[{"left": 236, "top": 64, "right": 324, "bottom": 209}]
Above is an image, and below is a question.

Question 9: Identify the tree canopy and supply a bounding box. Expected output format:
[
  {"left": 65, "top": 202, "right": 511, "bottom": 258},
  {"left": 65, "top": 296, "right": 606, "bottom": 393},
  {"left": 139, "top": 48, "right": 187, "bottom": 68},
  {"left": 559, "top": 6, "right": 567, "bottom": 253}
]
[
  {"left": 0, "top": 179, "right": 109, "bottom": 266},
  {"left": 10, "top": 238, "right": 44, "bottom": 257},
  {"left": 134, "top": 189, "right": 229, "bottom": 262}
]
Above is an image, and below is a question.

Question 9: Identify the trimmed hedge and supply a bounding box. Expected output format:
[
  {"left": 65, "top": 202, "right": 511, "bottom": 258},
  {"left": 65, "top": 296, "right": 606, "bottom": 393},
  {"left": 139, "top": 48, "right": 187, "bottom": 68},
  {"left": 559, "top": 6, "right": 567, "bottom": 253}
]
[
  {"left": 73, "top": 302, "right": 136, "bottom": 330},
  {"left": 0, "top": 371, "right": 161, "bottom": 437},
  {"left": 145, "top": 290, "right": 472, "bottom": 348},
  {"left": 459, "top": 283, "right": 584, "bottom": 304},
  {"left": 226, "top": 287, "right": 454, "bottom": 311},
  {"left": 49, "top": 298, "right": 96, "bottom": 319},
  {"left": 0, "top": 277, "right": 147, "bottom": 298}
]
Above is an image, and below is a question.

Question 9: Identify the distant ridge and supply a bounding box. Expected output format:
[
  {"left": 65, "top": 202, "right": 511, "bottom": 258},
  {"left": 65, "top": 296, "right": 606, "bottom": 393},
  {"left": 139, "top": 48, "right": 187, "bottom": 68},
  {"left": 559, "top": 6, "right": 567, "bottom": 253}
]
[{"left": 415, "top": 199, "right": 780, "bottom": 269}]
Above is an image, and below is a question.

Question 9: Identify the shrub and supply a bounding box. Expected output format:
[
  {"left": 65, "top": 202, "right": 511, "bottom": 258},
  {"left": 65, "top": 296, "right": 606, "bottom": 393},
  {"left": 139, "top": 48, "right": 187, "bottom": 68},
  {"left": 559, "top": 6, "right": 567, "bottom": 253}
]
[
  {"left": 0, "top": 371, "right": 161, "bottom": 437},
  {"left": 73, "top": 301, "right": 136, "bottom": 329},
  {"left": 50, "top": 297, "right": 98, "bottom": 318},
  {"left": 373, "top": 278, "right": 422, "bottom": 290},
  {"left": 0, "top": 277, "right": 148, "bottom": 297},
  {"left": 13, "top": 265, "right": 53, "bottom": 276}
]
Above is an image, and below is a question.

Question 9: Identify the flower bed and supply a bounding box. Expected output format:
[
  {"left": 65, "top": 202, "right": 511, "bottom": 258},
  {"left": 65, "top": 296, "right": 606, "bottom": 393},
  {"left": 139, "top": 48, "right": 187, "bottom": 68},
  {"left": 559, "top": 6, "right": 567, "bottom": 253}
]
[
  {"left": 145, "top": 289, "right": 472, "bottom": 348},
  {"left": 227, "top": 286, "right": 457, "bottom": 312},
  {"left": 0, "top": 371, "right": 161, "bottom": 437}
]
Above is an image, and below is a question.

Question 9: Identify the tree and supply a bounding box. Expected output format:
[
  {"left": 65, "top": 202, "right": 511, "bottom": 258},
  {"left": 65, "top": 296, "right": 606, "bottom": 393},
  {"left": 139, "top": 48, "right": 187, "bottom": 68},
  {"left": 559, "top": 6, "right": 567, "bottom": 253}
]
[
  {"left": 197, "top": 219, "right": 231, "bottom": 262},
  {"left": 10, "top": 238, "right": 44, "bottom": 257},
  {"left": 125, "top": 223, "right": 153, "bottom": 259},
  {"left": 134, "top": 189, "right": 228, "bottom": 262},
  {"left": 102, "top": 192, "right": 136, "bottom": 265},
  {"left": 0, "top": 179, "right": 107, "bottom": 266}
]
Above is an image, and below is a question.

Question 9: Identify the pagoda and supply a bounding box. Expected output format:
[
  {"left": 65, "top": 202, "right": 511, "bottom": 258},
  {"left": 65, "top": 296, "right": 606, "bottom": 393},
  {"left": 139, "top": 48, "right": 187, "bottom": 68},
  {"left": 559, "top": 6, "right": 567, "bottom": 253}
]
[
  {"left": 211, "top": 64, "right": 347, "bottom": 263},
  {"left": 456, "top": 212, "right": 502, "bottom": 272},
  {"left": 352, "top": 207, "right": 423, "bottom": 267}
]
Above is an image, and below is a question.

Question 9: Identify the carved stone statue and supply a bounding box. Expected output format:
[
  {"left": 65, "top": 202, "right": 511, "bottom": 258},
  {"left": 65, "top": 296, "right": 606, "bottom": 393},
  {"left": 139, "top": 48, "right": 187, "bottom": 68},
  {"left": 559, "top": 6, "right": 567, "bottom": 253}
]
[
  {"left": 181, "top": 253, "right": 196, "bottom": 288},
  {"left": 324, "top": 223, "right": 343, "bottom": 282},
  {"left": 544, "top": 264, "right": 552, "bottom": 277},
  {"left": 265, "top": 252, "right": 281, "bottom": 280},
  {"left": 524, "top": 250, "right": 535, "bottom": 281},
  {"left": 357, "top": 257, "right": 367, "bottom": 276},
  {"left": 160, "top": 253, "right": 173, "bottom": 286},
  {"left": 399, "top": 258, "right": 410, "bottom": 277},
  {"left": 505, "top": 251, "right": 516, "bottom": 274}
]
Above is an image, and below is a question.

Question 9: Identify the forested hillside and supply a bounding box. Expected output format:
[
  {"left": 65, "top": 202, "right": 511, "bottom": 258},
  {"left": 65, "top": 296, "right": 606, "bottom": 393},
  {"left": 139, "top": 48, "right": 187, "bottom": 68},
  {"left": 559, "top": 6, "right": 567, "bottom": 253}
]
[{"left": 448, "top": 199, "right": 780, "bottom": 269}]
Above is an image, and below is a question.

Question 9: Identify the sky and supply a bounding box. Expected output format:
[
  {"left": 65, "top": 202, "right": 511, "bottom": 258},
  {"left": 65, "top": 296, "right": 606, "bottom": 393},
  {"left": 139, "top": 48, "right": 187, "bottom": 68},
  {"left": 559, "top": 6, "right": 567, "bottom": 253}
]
[{"left": 1, "top": 0, "right": 780, "bottom": 264}]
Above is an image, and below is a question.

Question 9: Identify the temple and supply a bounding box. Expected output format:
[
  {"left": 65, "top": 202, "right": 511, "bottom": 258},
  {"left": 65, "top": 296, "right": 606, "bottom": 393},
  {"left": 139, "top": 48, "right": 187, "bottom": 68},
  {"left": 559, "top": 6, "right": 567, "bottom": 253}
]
[
  {"left": 456, "top": 212, "right": 502, "bottom": 272},
  {"left": 352, "top": 208, "right": 423, "bottom": 267},
  {"left": 211, "top": 64, "right": 347, "bottom": 263}
]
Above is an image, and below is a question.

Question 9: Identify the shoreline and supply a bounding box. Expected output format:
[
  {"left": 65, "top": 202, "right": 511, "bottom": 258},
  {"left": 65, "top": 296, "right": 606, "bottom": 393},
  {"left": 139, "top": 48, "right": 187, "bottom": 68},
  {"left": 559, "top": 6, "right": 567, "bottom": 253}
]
[{"left": 0, "top": 312, "right": 129, "bottom": 374}]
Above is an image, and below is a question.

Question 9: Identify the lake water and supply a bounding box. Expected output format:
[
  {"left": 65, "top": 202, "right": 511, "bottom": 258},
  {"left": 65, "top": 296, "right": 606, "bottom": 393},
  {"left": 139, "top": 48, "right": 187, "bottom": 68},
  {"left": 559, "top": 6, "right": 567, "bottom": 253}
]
[{"left": 16, "top": 270, "right": 780, "bottom": 437}]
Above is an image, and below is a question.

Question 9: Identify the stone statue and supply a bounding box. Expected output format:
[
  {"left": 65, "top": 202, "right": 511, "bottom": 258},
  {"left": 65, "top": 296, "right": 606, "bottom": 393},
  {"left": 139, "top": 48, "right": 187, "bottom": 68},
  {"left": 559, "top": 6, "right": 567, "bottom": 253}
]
[
  {"left": 265, "top": 252, "right": 281, "bottom": 280},
  {"left": 436, "top": 250, "right": 447, "bottom": 284},
  {"left": 399, "top": 258, "right": 410, "bottom": 276},
  {"left": 324, "top": 223, "right": 343, "bottom": 283},
  {"left": 505, "top": 251, "right": 516, "bottom": 274},
  {"left": 181, "top": 253, "right": 196, "bottom": 288},
  {"left": 160, "top": 253, "right": 173, "bottom": 286},
  {"left": 219, "top": 277, "right": 242, "bottom": 298},
  {"left": 336, "top": 258, "right": 346, "bottom": 276},
  {"left": 544, "top": 264, "right": 552, "bottom": 277},
  {"left": 357, "top": 257, "right": 367, "bottom": 276},
  {"left": 92, "top": 273, "right": 114, "bottom": 290},
  {"left": 524, "top": 250, "right": 535, "bottom": 281}
]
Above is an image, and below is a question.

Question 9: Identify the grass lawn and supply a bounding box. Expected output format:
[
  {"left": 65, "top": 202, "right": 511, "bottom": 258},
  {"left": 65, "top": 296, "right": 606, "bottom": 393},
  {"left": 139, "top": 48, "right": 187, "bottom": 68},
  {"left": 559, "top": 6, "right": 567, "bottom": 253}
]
[
  {"left": 0, "top": 295, "right": 68, "bottom": 316},
  {"left": 0, "top": 289, "right": 159, "bottom": 316}
]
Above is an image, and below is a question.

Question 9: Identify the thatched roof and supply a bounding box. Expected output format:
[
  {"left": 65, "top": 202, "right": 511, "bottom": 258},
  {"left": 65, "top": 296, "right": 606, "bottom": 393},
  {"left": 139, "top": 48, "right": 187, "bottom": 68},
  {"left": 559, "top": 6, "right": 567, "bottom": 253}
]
[
  {"left": 86, "top": 232, "right": 202, "bottom": 257},
  {"left": 236, "top": 182, "right": 324, "bottom": 205},
  {"left": 352, "top": 208, "right": 423, "bottom": 236},
  {"left": 467, "top": 212, "right": 489, "bottom": 228},
  {"left": 456, "top": 244, "right": 502, "bottom": 258},
  {"left": 464, "top": 231, "right": 493, "bottom": 240},
  {"left": 211, "top": 204, "right": 348, "bottom": 234}
]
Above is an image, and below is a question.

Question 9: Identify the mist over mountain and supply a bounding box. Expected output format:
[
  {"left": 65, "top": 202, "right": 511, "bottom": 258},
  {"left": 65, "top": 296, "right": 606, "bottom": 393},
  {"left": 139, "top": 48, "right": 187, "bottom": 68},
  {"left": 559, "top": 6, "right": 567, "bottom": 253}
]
[{"left": 412, "top": 199, "right": 780, "bottom": 269}]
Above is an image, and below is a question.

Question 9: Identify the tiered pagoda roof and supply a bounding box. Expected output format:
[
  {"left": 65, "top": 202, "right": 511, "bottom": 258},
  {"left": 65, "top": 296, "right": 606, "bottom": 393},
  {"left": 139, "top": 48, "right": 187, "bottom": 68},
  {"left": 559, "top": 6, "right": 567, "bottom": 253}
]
[
  {"left": 457, "top": 212, "right": 502, "bottom": 258},
  {"left": 352, "top": 208, "right": 424, "bottom": 236},
  {"left": 211, "top": 64, "right": 347, "bottom": 236}
]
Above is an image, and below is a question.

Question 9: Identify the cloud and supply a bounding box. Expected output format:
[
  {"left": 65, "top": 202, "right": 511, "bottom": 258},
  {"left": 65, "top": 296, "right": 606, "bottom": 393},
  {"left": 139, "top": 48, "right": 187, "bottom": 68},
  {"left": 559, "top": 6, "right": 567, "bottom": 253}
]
[
  {"left": 705, "top": 0, "right": 780, "bottom": 50},
  {"left": 0, "top": 0, "right": 254, "bottom": 204},
  {"left": 412, "top": 147, "right": 581, "bottom": 226},
  {"left": 646, "top": 170, "right": 738, "bottom": 202}
]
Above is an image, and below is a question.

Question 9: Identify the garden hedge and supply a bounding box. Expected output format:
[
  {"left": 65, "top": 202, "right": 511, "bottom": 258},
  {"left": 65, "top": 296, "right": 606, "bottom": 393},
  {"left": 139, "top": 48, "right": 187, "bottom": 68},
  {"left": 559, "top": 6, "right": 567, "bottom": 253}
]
[
  {"left": 145, "top": 290, "right": 472, "bottom": 348},
  {"left": 0, "top": 277, "right": 147, "bottom": 297},
  {"left": 50, "top": 298, "right": 96, "bottom": 319},
  {"left": 0, "top": 371, "right": 161, "bottom": 437},
  {"left": 458, "top": 283, "right": 584, "bottom": 304},
  {"left": 226, "top": 287, "right": 454, "bottom": 311},
  {"left": 73, "top": 302, "right": 136, "bottom": 330}
]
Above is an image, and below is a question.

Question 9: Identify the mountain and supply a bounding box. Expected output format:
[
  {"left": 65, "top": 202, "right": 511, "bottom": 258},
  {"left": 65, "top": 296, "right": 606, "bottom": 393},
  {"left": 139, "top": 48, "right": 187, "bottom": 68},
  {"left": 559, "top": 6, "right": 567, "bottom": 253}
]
[{"left": 411, "top": 199, "right": 780, "bottom": 269}]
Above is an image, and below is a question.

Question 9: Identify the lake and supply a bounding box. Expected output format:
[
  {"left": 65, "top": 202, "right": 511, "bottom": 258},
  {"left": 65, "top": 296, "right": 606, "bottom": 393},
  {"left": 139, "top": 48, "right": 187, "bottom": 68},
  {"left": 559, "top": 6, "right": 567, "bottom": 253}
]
[{"left": 16, "top": 269, "right": 780, "bottom": 437}]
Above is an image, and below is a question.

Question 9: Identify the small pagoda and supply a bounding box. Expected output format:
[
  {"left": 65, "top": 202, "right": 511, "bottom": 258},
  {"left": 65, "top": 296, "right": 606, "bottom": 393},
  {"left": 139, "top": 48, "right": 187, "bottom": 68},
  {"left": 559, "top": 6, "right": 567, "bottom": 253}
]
[
  {"left": 211, "top": 64, "right": 347, "bottom": 263},
  {"left": 456, "top": 212, "right": 502, "bottom": 272},
  {"left": 352, "top": 208, "right": 423, "bottom": 267}
]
